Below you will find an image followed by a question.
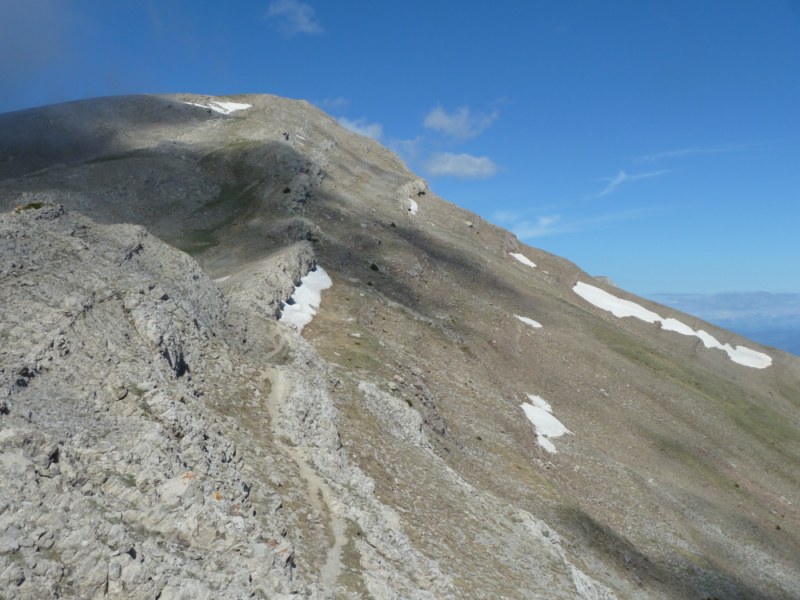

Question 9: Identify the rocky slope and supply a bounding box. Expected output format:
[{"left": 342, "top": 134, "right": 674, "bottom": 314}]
[{"left": 1, "top": 94, "right": 799, "bottom": 599}]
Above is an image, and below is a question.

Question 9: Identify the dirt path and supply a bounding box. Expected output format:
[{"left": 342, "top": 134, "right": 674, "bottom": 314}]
[{"left": 261, "top": 358, "right": 349, "bottom": 593}]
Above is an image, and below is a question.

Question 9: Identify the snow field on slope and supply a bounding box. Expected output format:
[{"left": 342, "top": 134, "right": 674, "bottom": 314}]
[
  {"left": 515, "top": 315, "right": 543, "bottom": 329},
  {"left": 182, "top": 100, "right": 252, "bottom": 115},
  {"left": 573, "top": 281, "right": 772, "bottom": 369},
  {"left": 510, "top": 252, "right": 537, "bottom": 269},
  {"left": 279, "top": 266, "right": 332, "bottom": 332},
  {"left": 407, "top": 198, "right": 419, "bottom": 216},
  {"left": 520, "top": 394, "right": 572, "bottom": 454}
]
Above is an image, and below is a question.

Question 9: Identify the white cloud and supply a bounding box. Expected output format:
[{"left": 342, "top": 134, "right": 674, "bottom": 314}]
[
  {"left": 423, "top": 105, "right": 498, "bottom": 140},
  {"left": 636, "top": 143, "right": 756, "bottom": 162},
  {"left": 425, "top": 152, "right": 498, "bottom": 178},
  {"left": 649, "top": 292, "right": 800, "bottom": 321},
  {"left": 388, "top": 136, "right": 424, "bottom": 162},
  {"left": 319, "top": 96, "right": 349, "bottom": 109},
  {"left": 337, "top": 117, "right": 383, "bottom": 140},
  {"left": 266, "top": 0, "right": 323, "bottom": 35},
  {"left": 512, "top": 215, "right": 562, "bottom": 238},
  {"left": 506, "top": 207, "right": 666, "bottom": 240},
  {"left": 597, "top": 169, "right": 666, "bottom": 197}
]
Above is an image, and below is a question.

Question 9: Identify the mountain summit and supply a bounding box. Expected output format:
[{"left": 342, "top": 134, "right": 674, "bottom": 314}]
[{"left": 1, "top": 94, "right": 799, "bottom": 599}]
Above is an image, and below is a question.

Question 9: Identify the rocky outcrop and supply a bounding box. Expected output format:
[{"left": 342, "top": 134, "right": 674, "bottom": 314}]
[
  {"left": 224, "top": 241, "right": 316, "bottom": 319},
  {"left": 0, "top": 204, "right": 457, "bottom": 599},
  {"left": 0, "top": 205, "right": 298, "bottom": 598}
]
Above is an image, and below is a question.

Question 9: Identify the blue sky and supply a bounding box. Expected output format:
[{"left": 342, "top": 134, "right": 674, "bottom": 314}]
[{"left": 2, "top": 0, "right": 800, "bottom": 297}]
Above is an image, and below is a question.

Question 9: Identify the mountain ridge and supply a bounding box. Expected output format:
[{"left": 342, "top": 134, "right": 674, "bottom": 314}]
[{"left": 1, "top": 94, "right": 799, "bottom": 599}]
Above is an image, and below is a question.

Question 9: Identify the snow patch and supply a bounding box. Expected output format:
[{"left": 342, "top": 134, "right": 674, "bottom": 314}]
[
  {"left": 213, "top": 275, "right": 231, "bottom": 283},
  {"left": 660, "top": 317, "right": 695, "bottom": 336},
  {"left": 694, "top": 329, "right": 774, "bottom": 369},
  {"left": 510, "top": 252, "right": 536, "bottom": 269},
  {"left": 514, "top": 315, "right": 542, "bottom": 329},
  {"left": 407, "top": 198, "right": 419, "bottom": 216},
  {"left": 573, "top": 281, "right": 772, "bottom": 369},
  {"left": 279, "top": 266, "right": 332, "bottom": 333},
  {"left": 182, "top": 100, "right": 252, "bottom": 115},
  {"left": 520, "top": 394, "right": 571, "bottom": 454},
  {"left": 573, "top": 282, "right": 660, "bottom": 322}
]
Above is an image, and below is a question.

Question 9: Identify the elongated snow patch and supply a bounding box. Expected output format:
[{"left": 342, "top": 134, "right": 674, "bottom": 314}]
[
  {"left": 182, "top": 101, "right": 252, "bottom": 115},
  {"left": 514, "top": 315, "right": 542, "bottom": 329},
  {"left": 279, "top": 267, "right": 332, "bottom": 332},
  {"left": 510, "top": 252, "right": 536, "bottom": 269},
  {"left": 407, "top": 198, "right": 419, "bottom": 216},
  {"left": 521, "top": 394, "right": 571, "bottom": 454},
  {"left": 573, "top": 281, "right": 772, "bottom": 369}
]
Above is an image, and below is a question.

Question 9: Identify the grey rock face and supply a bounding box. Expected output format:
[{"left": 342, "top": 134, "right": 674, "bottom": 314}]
[
  {"left": 0, "top": 204, "right": 450, "bottom": 599},
  {"left": 0, "top": 206, "right": 301, "bottom": 598}
]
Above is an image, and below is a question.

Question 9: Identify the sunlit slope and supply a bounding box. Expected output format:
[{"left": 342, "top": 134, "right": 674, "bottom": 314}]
[{"left": 1, "top": 94, "right": 798, "bottom": 599}]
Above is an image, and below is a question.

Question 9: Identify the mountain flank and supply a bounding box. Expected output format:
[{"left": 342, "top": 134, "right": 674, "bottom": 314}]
[{"left": 1, "top": 94, "right": 799, "bottom": 599}]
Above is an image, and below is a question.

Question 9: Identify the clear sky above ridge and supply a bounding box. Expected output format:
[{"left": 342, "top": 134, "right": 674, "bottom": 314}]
[{"left": 2, "top": 0, "right": 799, "bottom": 296}]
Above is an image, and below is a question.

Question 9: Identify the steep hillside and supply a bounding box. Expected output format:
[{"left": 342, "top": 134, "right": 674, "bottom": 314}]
[{"left": 1, "top": 94, "right": 799, "bottom": 599}]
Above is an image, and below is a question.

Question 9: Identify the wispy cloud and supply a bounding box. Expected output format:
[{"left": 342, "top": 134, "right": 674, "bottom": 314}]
[
  {"left": 510, "top": 215, "right": 563, "bottom": 238},
  {"left": 423, "top": 105, "right": 498, "bottom": 140},
  {"left": 636, "top": 143, "right": 756, "bottom": 162},
  {"left": 499, "top": 207, "right": 665, "bottom": 240},
  {"left": 597, "top": 169, "right": 667, "bottom": 197},
  {"left": 318, "top": 96, "right": 349, "bottom": 109},
  {"left": 266, "top": 0, "right": 323, "bottom": 35},
  {"left": 649, "top": 292, "right": 800, "bottom": 322},
  {"left": 146, "top": 1, "right": 164, "bottom": 35},
  {"left": 388, "top": 136, "right": 424, "bottom": 162},
  {"left": 337, "top": 117, "right": 382, "bottom": 140},
  {"left": 425, "top": 152, "right": 498, "bottom": 178}
]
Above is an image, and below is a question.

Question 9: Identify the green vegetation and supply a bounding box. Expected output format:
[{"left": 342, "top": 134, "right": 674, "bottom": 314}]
[
  {"left": 15, "top": 201, "right": 45, "bottom": 212},
  {"left": 595, "top": 322, "right": 800, "bottom": 469},
  {"left": 170, "top": 228, "right": 219, "bottom": 254},
  {"left": 593, "top": 323, "right": 690, "bottom": 383},
  {"left": 642, "top": 429, "right": 734, "bottom": 490},
  {"left": 664, "top": 543, "right": 714, "bottom": 570},
  {"left": 85, "top": 149, "right": 146, "bottom": 164},
  {"left": 338, "top": 520, "right": 372, "bottom": 596},
  {"left": 167, "top": 141, "right": 270, "bottom": 256}
]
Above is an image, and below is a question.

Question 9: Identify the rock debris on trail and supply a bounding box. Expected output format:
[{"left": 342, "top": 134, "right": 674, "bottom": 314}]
[{"left": 1, "top": 93, "right": 799, "bottom": 599}]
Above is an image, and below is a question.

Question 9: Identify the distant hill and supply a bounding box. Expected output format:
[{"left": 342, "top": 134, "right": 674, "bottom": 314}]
[
  {"left": 650, "top": 292, "right": 800, "bottom": 356},
  {"left": 730, "top": 327, "right": 800, "bottom": 356}
]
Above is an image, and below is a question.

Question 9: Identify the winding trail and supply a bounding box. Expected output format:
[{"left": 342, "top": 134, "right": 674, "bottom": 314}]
[{"left": 260, "top": 351, "right": 349, "bottom": 593}]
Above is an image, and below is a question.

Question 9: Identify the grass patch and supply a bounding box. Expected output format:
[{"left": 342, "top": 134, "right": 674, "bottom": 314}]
[
  {"left": 642, "top": 430, "right": 734, "bottom": 490},
  {"left": 337, "top": 520, "right": 372, "bottom": 597},
  {"left": 17, "top": 201, "right": 44, "bottom": 211},
  {"left": 593, "top": 323, "right": 689, "bottom": 383},
  {"left": 170, "top": 228, "right": 219, "bottom": 254},
  {"left": 594, "top": 322, "right": 800, "bottom": 467},
  {"left": 665, "top": 543, "right": 714, "bottom": 570},
  {"left": 84, "top": 149, "right": 146, "bottom": 164},
  {"left": 166, "top": 141, "right": 272, "bottom": 256}
]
